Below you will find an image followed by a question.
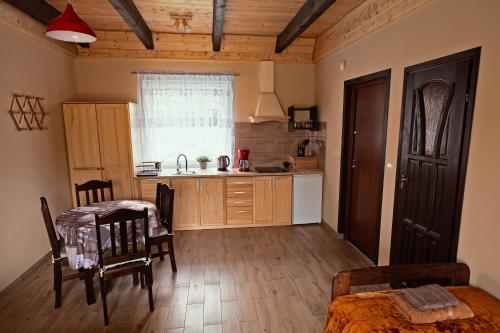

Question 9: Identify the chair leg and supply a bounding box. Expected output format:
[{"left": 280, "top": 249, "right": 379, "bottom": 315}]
[
  {"left": 167, "top": 235, "right": 177, "bottom": 272},
  {"left": 146, "top": 267, "right": 154, "bottom": 312},
  {"left": 99, "top": 277, "right": 109, "bottom": 325},
  {"left": 84, "top": 268, "right": 96, "bottom": 305},
  {"left": 140, "top": 272, "right": 145, "bottom": 289},
  {"left": 157, "top": 243, "right": 165, "bottom": 261},
  {"left": 54, "top": 262, "right": 62, "bottom": 309},
  {"left": 133, "top": 272, "right": 139, "bottom": 286}
]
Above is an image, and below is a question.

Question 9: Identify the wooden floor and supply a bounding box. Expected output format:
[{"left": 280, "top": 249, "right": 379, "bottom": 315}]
[{"left": 0, "top": 225, "right": 374, "bottom": 333}]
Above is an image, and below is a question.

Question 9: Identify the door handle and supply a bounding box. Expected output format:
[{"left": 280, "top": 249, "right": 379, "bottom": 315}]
[
  {"left": 351, "top": 159, "right": 358, "bottom": 169},
  {"left": 400, "top": 174, "right": 408, "bottom": 190}
]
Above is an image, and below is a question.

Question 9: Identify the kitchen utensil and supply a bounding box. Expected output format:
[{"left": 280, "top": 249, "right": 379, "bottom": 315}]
[
  {"left": 217, "top": 155, "right": 231, "bottom": 171},
  {"left": 297, "top": 139, "right": 310, "bottom": 157}
]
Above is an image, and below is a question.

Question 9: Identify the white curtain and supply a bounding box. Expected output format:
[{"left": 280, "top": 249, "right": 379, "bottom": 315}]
[{"left": 134, "top": 73, "right": 234, "bottom": 167}]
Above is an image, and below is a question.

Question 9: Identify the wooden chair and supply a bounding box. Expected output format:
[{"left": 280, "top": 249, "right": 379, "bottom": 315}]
[
  {"left": 40, "top": 197, "right": 95, "bottom": 308},
  {"left": 94, "top": 208, "right": 154, "bottom": 325},
  {"left": 331, "top": 263, "right": 470, "bottom": 301},
  {"left": 75, "top": 180, "right": 114, "bottom": 207},
  {"left": 150, "top": 183, "right": 177, "bottom": 272}
]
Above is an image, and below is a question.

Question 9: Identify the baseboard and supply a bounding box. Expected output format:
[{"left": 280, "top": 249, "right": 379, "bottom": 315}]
[{"left": 320, "top": 219, "right": 344, "bottom": 239}]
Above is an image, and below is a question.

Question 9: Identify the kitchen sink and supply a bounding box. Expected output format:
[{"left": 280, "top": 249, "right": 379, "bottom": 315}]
[
  {"left": 175, "top": 170, "right": 197, "bottom": 175},
  {"left": 254, "top": 167, "right": 287, "bottom": 173}
]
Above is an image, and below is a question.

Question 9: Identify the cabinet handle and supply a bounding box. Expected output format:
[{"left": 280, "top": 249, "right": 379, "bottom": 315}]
[
  {"left": 234, "top": 191, "right": 246, "bottom": 194},
  {"left": 233, "top": 201, "right": 245, "bottom": 204},
  {"left": 235, "top": 210, "right": 246, "bottom": 213},
  {"left": 197, "top": 180, "right": 200, "bottom": 191}
]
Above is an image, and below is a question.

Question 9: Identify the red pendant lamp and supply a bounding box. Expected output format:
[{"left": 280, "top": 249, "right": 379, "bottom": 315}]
[{"left": 46, "top": 3, "right": 96, "bottom": 43}]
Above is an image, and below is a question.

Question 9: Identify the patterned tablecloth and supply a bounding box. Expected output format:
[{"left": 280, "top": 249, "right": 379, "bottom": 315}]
[{"left": 55, "top": 200, "right": 160, "bottom": 270}]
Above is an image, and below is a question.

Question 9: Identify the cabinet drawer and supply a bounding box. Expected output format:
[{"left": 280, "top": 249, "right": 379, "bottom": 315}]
[
  {"left": 227, "top": 207, "right": 253, "bottom": 222},
  {"left": 227, "top": 178, "right": 253, "bottom": 186},
  {"left": 226, "top": 198, "right": 253, "bottom": 208},
  {"left": 226, "top": 186, "right": 253, "bottom": 198}
]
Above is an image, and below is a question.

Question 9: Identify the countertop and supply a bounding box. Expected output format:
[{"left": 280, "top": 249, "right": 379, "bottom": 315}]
[{"left": 135, "top": 168, "right": 324, "bottom": 179}]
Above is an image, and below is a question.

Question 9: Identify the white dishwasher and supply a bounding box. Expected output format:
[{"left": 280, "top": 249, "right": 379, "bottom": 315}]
[{"left": 292, "top": 173, "right": 323, "bottom": 224}]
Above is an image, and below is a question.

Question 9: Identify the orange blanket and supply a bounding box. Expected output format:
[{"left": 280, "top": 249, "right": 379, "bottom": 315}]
[{"left": 324, "top": 286, "right": 500, "bottom": 333}]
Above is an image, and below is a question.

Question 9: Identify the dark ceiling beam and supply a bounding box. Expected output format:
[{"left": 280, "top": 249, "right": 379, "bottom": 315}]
[
  {"left": 108, "top": 0, "right": 154, "bottom": 50},
  {"left": 212, "top": 0, "right": 227, "bottom": 51},
  {"left": 3, "top": 0, "right": 89, "bottom": 48},
  {"left": 275, "top": 0, "right": 336, "bottom": 53}
]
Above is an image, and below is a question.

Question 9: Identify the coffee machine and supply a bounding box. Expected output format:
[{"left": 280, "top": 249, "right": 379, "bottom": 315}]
[{"left": 237, "top": 148, "right": 250, "bottom": 172}]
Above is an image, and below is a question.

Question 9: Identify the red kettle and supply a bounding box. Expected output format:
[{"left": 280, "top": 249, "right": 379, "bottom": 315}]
[{"left": 217, "top": 155, "right": 231, "bottom": 171}]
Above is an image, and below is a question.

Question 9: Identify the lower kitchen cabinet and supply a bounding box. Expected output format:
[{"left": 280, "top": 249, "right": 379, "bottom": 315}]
[
  {"left": 200, "top": 178, "right": 225, "bottom": 226},
  {"left": 254, "top": 177, "right": 273, "bottom": 225},
  {"left": 254, "top": 176, "right": 292, "bottom": 225},
  {"left": 171, "top": 178, "right": 200, "bottom": 230},
  {"left": 137, "top": 175, "right": 292, "bottom": 230},
  {"left": 138, "top": 178, "right": 170, "bottom": 203},
  {"left": 171, "top": 177, "right": 225, "bottom": 230},
  {"left": 272, "top": 176, "right": 292, "bottom": 225}
]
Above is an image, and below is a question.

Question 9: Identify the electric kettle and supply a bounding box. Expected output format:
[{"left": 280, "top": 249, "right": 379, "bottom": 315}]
[{"left": 217, "top": 155, "right": 231, "bottom": 171}]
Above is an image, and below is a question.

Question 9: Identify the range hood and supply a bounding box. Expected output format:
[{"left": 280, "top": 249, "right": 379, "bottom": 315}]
[{"left": 249, "top": 61, "right": 289, "bottom": 123}]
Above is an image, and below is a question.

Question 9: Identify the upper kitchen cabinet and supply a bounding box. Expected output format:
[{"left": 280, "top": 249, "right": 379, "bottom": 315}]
[{"left": 63, "top": 103, "right": 135, "bottom": 207}]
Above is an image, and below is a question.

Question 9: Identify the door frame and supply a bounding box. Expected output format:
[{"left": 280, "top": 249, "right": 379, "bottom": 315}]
[
  {"left": 390, "top": 47, "right": 481, "bottom": 264},
  {"left": 338, "top": 69, "right": 391, "bottom": 263}
]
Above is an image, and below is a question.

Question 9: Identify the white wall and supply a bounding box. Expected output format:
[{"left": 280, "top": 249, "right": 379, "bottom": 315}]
[
  {"left": 0, "top": 24, "right": 76, "bottom": 290},
  {"left": 73, "top": 58, "right": 315, "bottom": 122},
  {"left": 316, "top": 0, "right": 500, "bottom": 297}
]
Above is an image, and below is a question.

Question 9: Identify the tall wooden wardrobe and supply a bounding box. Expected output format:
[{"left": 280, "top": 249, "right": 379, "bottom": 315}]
[{"left": 63, "top": 103, "right": 136, "bottom": 207}]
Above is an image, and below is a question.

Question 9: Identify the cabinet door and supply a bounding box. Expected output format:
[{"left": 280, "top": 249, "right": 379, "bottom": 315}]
[
  {"left": 253, "top": 176, "right": 273, "bottom": 225},
  {"left": 272, "top": 176, "right": 292, "bottom": 225},
  {"left": 171, "top": 178, "right": 200, "bottom": 230},
  {"left": 63, "top": 104, "right": 103, "bottom": 206},
  {"left": 139, "top": 178, "right": 170, "bottom": 204},
  {"left": 96, "top": 104, "right": 134, "bottom": 200},
  {"left": 199, "top": 178, "right": 225, "bottom": 226}
]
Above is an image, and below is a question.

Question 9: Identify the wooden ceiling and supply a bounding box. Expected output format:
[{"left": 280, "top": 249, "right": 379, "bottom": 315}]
[
  {"left": 3, "top": 0, "right": 431, "bottom": 62},
  {"left": 46, "top": 0, "right": 363, "bottom": 37}
]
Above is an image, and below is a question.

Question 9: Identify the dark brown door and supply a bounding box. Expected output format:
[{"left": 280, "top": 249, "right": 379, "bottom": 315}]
[
  {"left": 391, "top": 48, "right": 481, "bottom": 265},
  {"left": 340, "top": 70, "right": 391, "bottom": 263}
]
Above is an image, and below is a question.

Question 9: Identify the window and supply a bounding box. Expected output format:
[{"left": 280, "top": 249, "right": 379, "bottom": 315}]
[{"left": 132, "top": 73, "right": 235, "bottom": 168}]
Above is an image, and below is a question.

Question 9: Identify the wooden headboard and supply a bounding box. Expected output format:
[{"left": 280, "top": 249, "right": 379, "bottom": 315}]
[{"left": 331, "top": 263, "right": 470, "bottom": 301}]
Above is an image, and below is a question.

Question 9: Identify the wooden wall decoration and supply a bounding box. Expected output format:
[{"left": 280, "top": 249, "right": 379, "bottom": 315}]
[{"left": 9, "top": 94, "right": 48, "bottom": 131}]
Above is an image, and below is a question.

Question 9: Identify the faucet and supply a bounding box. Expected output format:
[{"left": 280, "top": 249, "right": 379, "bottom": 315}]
[{"left": 176, "top": 154, "right": 188, "bottom": 172}]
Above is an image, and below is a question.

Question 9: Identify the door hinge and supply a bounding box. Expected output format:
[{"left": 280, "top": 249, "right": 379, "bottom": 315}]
[{"left": 465, "top": 93, "right": 469, "bottom": 103}]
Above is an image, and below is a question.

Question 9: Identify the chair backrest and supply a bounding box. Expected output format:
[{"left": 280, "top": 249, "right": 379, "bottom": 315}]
[
  {"left": 94, "top": 208, "right": 150, "bottom": 268},
  {"left": 155, "top": 183, "right": 175, "bottom": 233},
  {"left": 40, "top": 197, "right": 61, "bottom": 258},
  {"left": 75, "top": 180, "right": 114, "bottom": 207}
]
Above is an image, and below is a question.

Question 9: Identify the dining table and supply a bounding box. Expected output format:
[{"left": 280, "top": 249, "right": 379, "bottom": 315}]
[{"left": 55, "top": 200, "right": 161, "bottom": 304}]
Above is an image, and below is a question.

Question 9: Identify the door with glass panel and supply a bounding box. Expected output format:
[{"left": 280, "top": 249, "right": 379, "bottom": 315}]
[{"left": 390, "top": 48, "right": 481, "bottom": 265}]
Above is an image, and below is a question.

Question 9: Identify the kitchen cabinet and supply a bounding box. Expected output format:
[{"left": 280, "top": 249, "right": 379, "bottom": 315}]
[
  {"left": 136, "top": 174, "right": 294, "bottom": 230},
  {"left": 138, "top": 178, "right": 170, "bottom": 203},
  {"left": 171, "top": 178, "right": 200, "bottom": 230},
  {"left": 272, "top": 176, "right": 292, "bottom": 225},
  {"left": 254, "top": 176, "right": 292, "bottom": 225},
  {"left": 63, "top": 103, "right": 135, "bottom": 207},
  {"left": 253, "top": 177, "right": 273, "bottom": 225},
  {"left": 171, "top": 177, "right": 225, "bottom": 230},
  {"left": 226, "top": 177, "right": 253, "bottom": 225},
  {"left": 200, "top": 178, "right": 225, "bottom": 226}
]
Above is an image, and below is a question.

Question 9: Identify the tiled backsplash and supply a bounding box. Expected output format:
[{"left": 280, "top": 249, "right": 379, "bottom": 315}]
[{"left": 234, "top": 122, "right": 327, "bottom": 170}]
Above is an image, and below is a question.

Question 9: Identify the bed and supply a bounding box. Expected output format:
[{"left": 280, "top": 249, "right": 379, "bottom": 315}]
[{"left": 324, "top": 263, "right": 500, "bottom": 333}]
